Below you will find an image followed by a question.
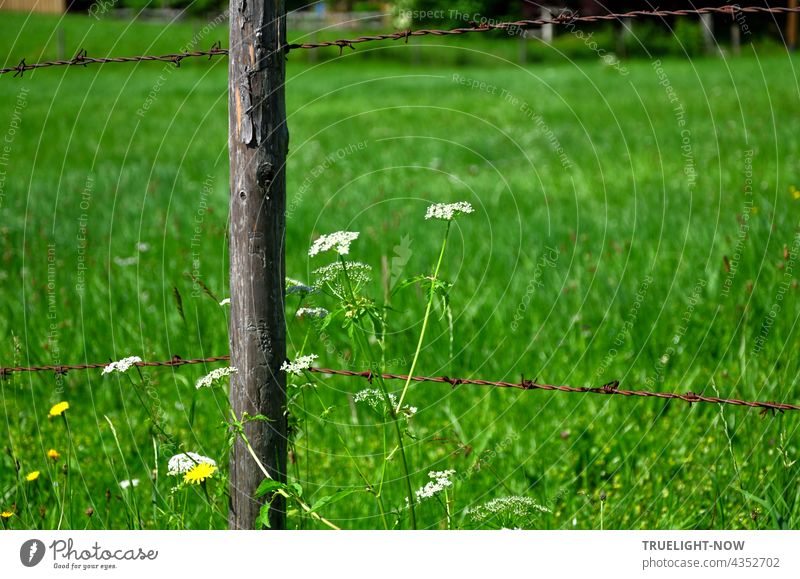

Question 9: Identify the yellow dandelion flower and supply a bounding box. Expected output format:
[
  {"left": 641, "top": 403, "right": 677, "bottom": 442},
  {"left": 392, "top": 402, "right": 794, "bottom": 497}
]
[
  {"left": 47, "top": 449, "right": 60, "bottom": 461},
  {"left": 1, "top": 511, "right": 13, "bottom": 519},
  {"left": 49, "top": 401, "right": 69, "bottom": 417},
  {"left": 183, "top": 462, "right": 217, "bottom": 485},
  {"left": 26, "top": 471, "right": 40, "bottom": 482},
  {"left": 793, "top": 189, "right": 800, "bottom": 200}
]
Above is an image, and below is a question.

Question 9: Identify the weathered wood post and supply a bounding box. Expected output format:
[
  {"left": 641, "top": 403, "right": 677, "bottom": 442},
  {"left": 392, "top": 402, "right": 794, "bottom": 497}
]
[{"left": 228, "top": 0, "right": 289, "bottom": 529}]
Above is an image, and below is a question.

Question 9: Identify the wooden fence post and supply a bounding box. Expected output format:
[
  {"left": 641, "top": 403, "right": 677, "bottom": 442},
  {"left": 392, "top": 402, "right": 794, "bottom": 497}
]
[{"left": 228, "top": 0, "right": 289, "bottom": 530}]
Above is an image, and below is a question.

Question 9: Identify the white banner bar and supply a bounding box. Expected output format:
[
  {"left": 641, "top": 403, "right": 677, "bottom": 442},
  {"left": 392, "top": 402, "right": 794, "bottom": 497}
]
[{"left": 1, "top": 531, "right": 797, "bottom": 578}]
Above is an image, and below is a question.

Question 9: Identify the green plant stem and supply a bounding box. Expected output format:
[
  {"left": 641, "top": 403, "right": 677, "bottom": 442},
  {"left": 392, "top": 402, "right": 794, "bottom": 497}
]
[
  {"left": 338, "top": 256, "right": 417, "bottom": 529},
  {"left": 395, "top": 221, "right": 451, "bottom": 412},
  {"left": 235, "top": 416, "right": 340, "bottom": 530}
]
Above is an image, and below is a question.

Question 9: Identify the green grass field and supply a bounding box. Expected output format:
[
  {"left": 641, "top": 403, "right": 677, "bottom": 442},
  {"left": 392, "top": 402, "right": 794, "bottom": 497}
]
[{"left": 1, "top": 12, "right": 799, "bottom": 530}]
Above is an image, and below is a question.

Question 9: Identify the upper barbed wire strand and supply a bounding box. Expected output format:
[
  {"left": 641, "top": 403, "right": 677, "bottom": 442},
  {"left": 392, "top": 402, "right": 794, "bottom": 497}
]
[
  {"left": 1, "top": 355, "right": 797, "bottom": 413},
  {"left": 2, "top": 5, "right": 800, "bottom": 75}
]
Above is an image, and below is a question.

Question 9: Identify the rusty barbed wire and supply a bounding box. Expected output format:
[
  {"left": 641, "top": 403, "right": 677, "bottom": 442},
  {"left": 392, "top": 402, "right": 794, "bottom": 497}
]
[
  {"left": 286, "top": 5, "right": 800, "bottom": 51},
  {"left": 1, "top": 354, "right": 797, "bottom": 414},
  {"left": 0, "top": 355, "right": 230, "bottom": 376},
  {"left": 0, "top": 43, "right": 228, "bottom": 77},
  {"left": 2, "top": 5, "right": 799, "bottom": 76}
]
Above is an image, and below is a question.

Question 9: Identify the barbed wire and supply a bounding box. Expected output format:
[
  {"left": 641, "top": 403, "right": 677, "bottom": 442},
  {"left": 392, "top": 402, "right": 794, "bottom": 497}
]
[
  {"left": 1, "top": 354, "right": 797, "bottom": 414},
  {"left": 286, "top": 5, "right": 800, "bottom": 51},
  {"left": 2, "top": 5, "right": 799, "bottom": 76},
  {"left": 0, "top": 44, "right": 228, "bottom": 77}
]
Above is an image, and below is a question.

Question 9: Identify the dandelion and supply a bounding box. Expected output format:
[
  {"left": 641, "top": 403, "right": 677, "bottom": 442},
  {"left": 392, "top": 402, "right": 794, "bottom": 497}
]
[
  {"left": 167, "top": 452, "right": 216, "bottom": 476},
  {"left": 119, "top": 479, "right": 140, "bottom": 490},
  {"left": 280, "top": 354, "right": 318, "bottom": 376},
  {"left": 0, "top": 511, "right": 13, "bottom": 519},
  {"left": 424, "top": 201, "right": 474, "bottom": 221},
  {"left": 467, "top": 496, "right": 550, "bottom": 524},
  {"left": 308, "top": 231, "right": 359, "bottom": 257},
  {"left": 26, "top": 471, "right": 40, "bottom": 482},
  {"left": 287, "top": 278, "right": 315, "bottom": 295},
  {"left": 219, "top": 298, "right": 230, "bottom": 306},
  {"left": 49, "top": 402, "right": 69, "bottom": 417},
  {"left": 791, "top": 185, "right": 800, "bottom": 200},
  {"left": 296, "top": 307, "right": 328, "bottom": 319},
  {"left": 47, "top": 449, "right": 60, "bottom": 461},
  {"left": 102, "top": 356, "right": 142, "bottom": 375},
  {"left": 195, "top": 366, "right": 237, "bottom": 389},
  {"left": 415, "top": 469, "right": 456, "bottom": 502},
  {"left": 183, "top": 462, "right": 217, "bottom": 485}
]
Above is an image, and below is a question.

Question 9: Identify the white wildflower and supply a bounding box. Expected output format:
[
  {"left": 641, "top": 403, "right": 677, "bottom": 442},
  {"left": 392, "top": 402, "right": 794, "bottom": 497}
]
[
  {"left": 113, "top": 256, "right": 138, "bottom": 267},
  {"left": 119, "top": 479, "right": 140, "bottom": 490},
  {"left": 219, "top": 298, "right": 230, "bottom": 306},
  {"left": 467, "top": 496, "right": 550, "bottom": 524},
  {"left": 296, "top": 307, "right": 328, "bottom": 319},
  {"left": 196, "top": 366, "right": 237, "bottom": 389},
  {"left": 355, "top": 388, "right": 397, "bottom": 410},
  {"left": 313, "top": 261, "right": 372, "bottom": 290},
  {"left": 308, "top": 231, "right": 359, "bottom": 257},
  {"left": 354, "top": 389, "right": 416, "bottom": 417},
  {"left": 167, "top": 452, "right": 216, "bottom": 476},
  {"left": 287, "top": 278, "right": 315, "bottom": 295},
  {"left": 136, "top": 242, "right": 150, "bottom": 252},
  {"left": 102, "top": 356, "right": 143, "bottom": 375},
  {"left": 415, "top": 469, "right": 456, "bottom": 502},
  {"left": 281, "top": 354, "right": 318, "bottom": 376},
  {"left": 424, "top": 201, "right": 474, "bottom": 221}
]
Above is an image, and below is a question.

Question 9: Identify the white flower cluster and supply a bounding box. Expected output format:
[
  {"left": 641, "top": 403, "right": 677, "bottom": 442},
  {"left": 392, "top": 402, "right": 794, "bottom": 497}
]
[
  {"left": 102, "top": 356, "right": 143, "bottom": 375},
  {"left": 313, "top": 261, "right": 372, "bottom": 289},
  {"left": 296, "top": 307, "right": 328, "bottom": 319},
  {"left": 308, "top": 231, "right": 359, "bottom": 257},
  {"left": 354, "top": 388, "right": 417, "bottom": 417},
  {"left": 467, "top": 496, "right": 550, "bottom": 523},
  {"left": 424, "top": 201, "right": 474, "bottom": 221},
  {"left": 280, "top": 354, "right": 318, "bottom": 376},
  {"left": 287, "top": 277, "right": 315, "bottom": 295},
  {"left": 167, "top": 452, "right": 216, "bottom": 476},
  {"left": 119, "top": 479, "right": 140, "bottom": 489},
  {"left": 415, "top": 469, "right": 456, "bottom": 502},
  {"left": 195, "top": 366, "right": 238, "bottom": 389}
]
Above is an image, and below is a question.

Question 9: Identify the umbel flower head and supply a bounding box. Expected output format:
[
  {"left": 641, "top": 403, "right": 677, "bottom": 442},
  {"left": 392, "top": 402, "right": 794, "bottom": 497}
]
[
  {"left": 195, "top": 367, "right": 237, "bottom": 389},
  {"left": 102, "top": 356, "right": 142, "bottom": 375},
  {"left": 309, "top": 231, "right": 359, "bottom": 257},
  {"left": 466, "top": 496, "right": 550, "bottom": 526},
  {"left": 281, "top": 354, "right": 318, "bottom": 376},
  {"left": 415, "top": 469, "right": 456, "bottom": 502},
  {"left": 313, "top": 261, "right": 372, "bottom": 294},
  {"left": 287, "top": 277, "right": 315, "bottom": 295},
  {"left": 296, "top": 307, "right": 328, "bottom": 319},
  {"left": 354, "top": 388, "right": 416, "bottom": 417},
  {"left": 425, "top": 201, "right": 474, "bottom": 221},
  {"left": 49, "top": 401, "right": 69, "bottom": 417},
  {"left": 184, "top": 462, "right": 217, "bottom": 485},
  {"left": 167, "top": 452, "right": 216, "bottom": 476}
]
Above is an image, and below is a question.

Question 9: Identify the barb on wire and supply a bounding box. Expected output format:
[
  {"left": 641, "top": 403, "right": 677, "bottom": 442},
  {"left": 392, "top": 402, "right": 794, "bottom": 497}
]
[
  {"left": 1, "top": 354, "right": 798, "bottom": 413},
  {"left": 0, "top": 44, "right": 228, "bottom": 76},
  {"left": 284, "top": 5, "right": 800, "bottom": 51},
  {"left": 3, "top": 5, "right": 799, "bottom": 75}
]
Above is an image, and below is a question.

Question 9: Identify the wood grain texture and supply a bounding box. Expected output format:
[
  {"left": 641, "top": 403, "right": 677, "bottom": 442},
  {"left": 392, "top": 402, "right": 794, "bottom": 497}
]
[{"left": 228, "top": 0, "right": 288, "bottom": 530}]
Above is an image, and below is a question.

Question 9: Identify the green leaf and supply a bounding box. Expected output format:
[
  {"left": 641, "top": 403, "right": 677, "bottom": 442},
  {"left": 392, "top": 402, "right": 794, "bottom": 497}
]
[
  {"left": 288, "top": 482, "right": 304, "bottom": 498},
  {"left": 254, "top": 478, "right": 286, "bottom": 499},
  {"left": 309, "top": 489, "right": 358, "bottom": 513},
  {"left": 255, "top": 503, "right": 272, "bottom": 529}
]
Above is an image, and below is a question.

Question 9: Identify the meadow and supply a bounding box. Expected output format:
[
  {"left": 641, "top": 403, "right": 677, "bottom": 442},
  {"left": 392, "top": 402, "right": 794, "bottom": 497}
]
[{"left": 0, "top": 11, "right": 799, "bottom": 530}]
